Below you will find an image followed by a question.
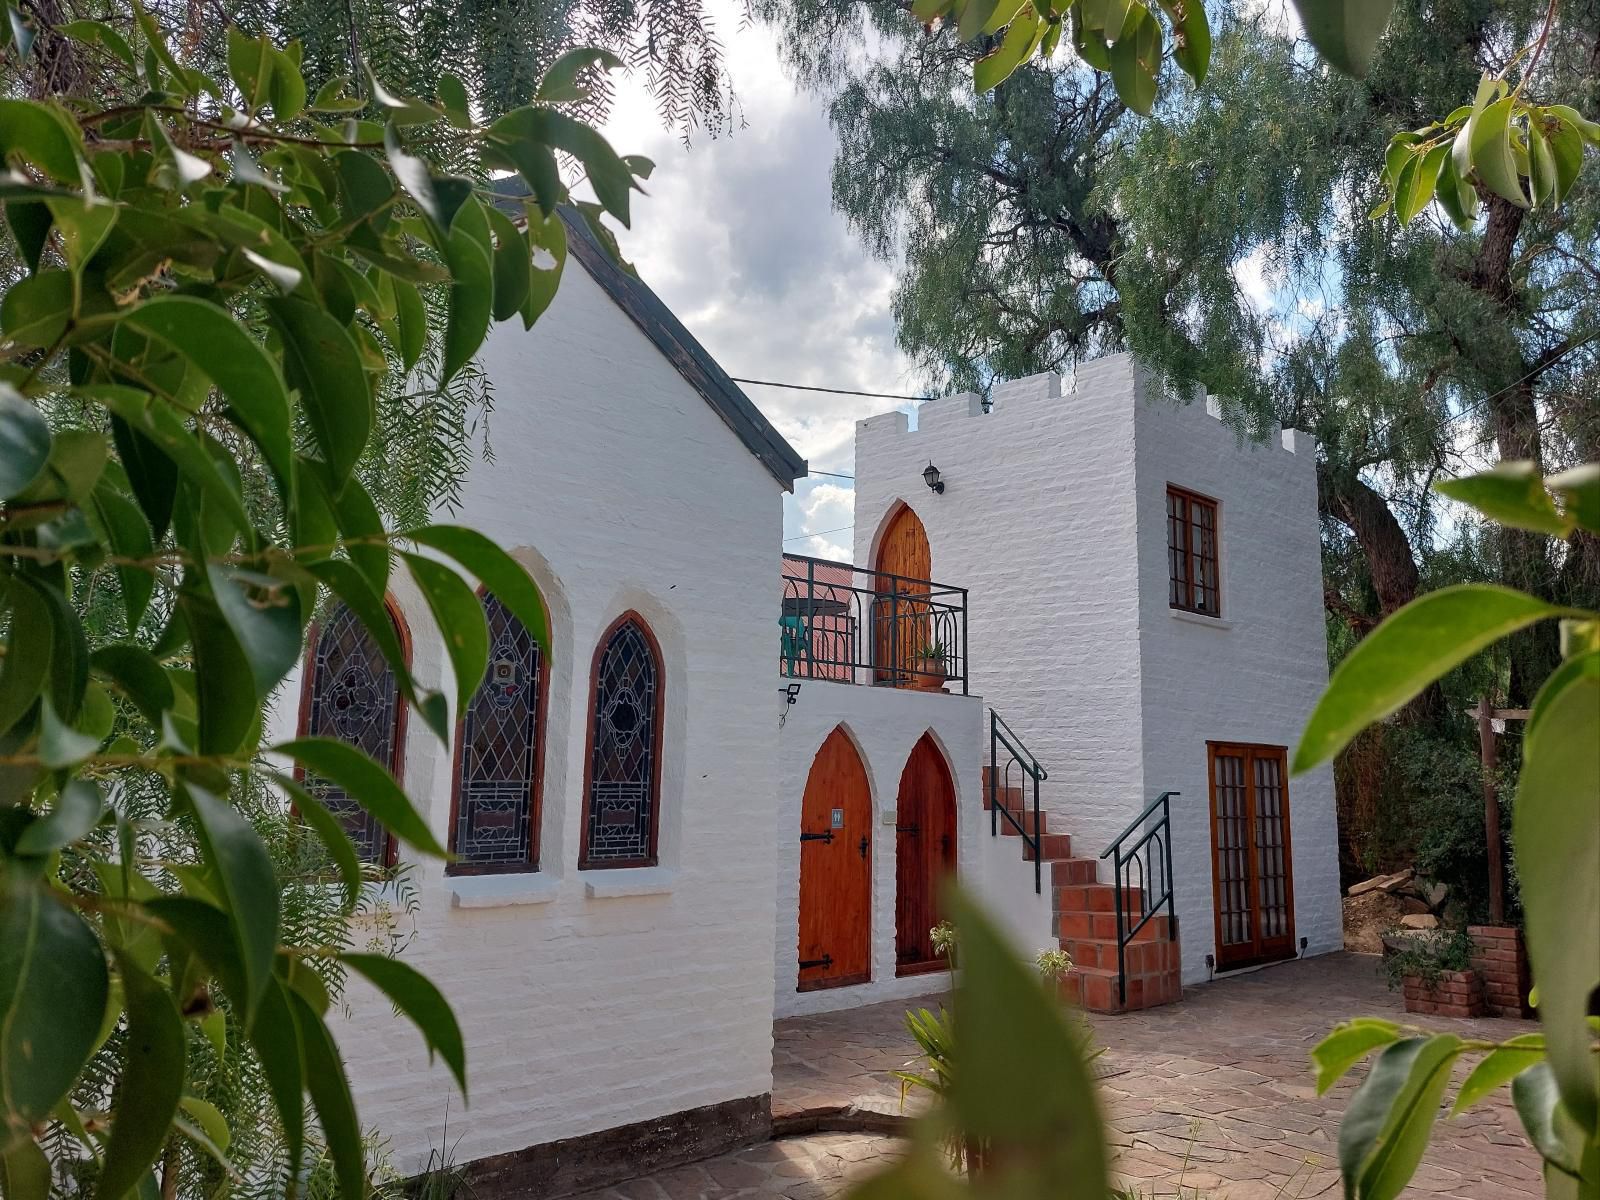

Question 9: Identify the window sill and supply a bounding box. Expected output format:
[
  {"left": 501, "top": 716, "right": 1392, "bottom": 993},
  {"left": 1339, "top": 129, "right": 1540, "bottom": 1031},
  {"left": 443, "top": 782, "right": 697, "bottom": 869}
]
[
  {"left": 584, "top": 866, "right": 677, "bottom": 899},
  {"left": 1170, "top": 608, "right": 1232, "bottom": 631},
  {"left": 449, "top": 874, "right": 560, "bottom": 909}
]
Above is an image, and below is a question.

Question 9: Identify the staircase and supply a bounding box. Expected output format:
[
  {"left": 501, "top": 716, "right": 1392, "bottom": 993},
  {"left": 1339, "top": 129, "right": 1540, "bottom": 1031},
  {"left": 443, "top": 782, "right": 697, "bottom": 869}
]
[{"left": 983, "top": 717, "right": 1182, "bottom": 1014}]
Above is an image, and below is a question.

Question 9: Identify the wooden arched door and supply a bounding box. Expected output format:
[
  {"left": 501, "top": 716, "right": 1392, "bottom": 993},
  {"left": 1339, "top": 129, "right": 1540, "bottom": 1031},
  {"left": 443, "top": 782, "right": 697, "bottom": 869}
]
[
  {"left": 895, "top": 733, "right": 957, "bottom": 975},
  {"left": 797, "top": 727, "right": 873, "bottom": 991},
  {"left": 873, "top": 504, "right": 931, "bottom": 684}
]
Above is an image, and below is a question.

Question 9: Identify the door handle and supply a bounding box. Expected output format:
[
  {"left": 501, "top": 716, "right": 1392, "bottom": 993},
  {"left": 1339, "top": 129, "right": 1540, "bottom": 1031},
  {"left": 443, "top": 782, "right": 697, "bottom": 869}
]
[{"left": 859, "top": 836, "right": 870, "bottom": 859}]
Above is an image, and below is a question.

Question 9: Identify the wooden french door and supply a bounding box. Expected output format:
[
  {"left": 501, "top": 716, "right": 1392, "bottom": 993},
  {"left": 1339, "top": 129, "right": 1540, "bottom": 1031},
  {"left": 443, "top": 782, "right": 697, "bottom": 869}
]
[
  {"left": 1208, "top": 743, "right": 1296, "bottom": 970},
  {"left": 797, "top": 727, "right": 873, "bottom": 990},
  {"left": 895, "top": 733, "right": 957, "bottom": 975},
  {"left": 872, "top": 505, "right": 931, "bottom": 684}
]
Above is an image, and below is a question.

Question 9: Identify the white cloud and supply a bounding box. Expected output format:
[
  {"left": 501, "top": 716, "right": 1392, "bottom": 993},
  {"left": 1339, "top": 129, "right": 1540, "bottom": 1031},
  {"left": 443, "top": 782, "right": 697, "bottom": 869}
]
[{"left": 595, "top": 2, "right": 919, "bottom": 555}]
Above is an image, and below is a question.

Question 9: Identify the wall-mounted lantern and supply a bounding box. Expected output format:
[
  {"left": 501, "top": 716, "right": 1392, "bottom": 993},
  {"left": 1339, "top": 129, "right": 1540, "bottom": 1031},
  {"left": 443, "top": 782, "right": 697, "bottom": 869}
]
[{"left": 922, "top": 462, "right": 945, "bottom": 495}]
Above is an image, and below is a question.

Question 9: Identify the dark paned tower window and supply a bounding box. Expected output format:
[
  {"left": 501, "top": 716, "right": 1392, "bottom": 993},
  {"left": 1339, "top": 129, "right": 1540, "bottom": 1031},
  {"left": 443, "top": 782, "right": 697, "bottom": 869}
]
[{"left": 1167, "top": 485, "right": 1221, "bottom": 616}]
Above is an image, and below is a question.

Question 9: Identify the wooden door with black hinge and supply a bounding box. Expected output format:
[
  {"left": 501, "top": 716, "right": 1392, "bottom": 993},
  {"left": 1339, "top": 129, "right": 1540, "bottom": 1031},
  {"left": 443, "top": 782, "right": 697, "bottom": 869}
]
[
  {"left": 1209, "top": 742, "right": 1296, "bottom": 970},
  {"left": 895, "top": 733, "right": 957, "bottom": 975},
  {"left": 797, "top": 727, "right": 873, "bottom": 990}
]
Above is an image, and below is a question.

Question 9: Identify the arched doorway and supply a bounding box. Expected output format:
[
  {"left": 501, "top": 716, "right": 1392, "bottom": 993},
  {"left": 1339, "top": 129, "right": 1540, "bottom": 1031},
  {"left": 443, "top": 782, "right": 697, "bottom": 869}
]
[
  {"left": 797, "top": 726, "right": 873, "bottom": 991},
  {"left": 873, "top": 504, "right": 931, "bottom": 684},
  {"left": 895, "top": 733, "right": 957, "bottom": 974}
]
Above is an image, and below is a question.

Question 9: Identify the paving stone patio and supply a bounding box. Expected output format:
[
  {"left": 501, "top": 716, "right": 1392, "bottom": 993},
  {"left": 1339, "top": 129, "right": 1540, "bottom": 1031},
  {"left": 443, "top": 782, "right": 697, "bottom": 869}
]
[{"left": 579, "top": 953, "right": 1544, "bottom": 1200}]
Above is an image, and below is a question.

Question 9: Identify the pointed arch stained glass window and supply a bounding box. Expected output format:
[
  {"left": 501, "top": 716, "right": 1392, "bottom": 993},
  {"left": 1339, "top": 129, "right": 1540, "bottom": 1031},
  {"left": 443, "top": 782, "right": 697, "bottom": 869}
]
[
  {"left": 453, "top": 592, "right": 544, "bottom": 870},
  {"left": 303, "top": 602, "right": 402, "bottom": 864},
  {"left": 581, "top": 617, "right": 661, "bottom": 868}
]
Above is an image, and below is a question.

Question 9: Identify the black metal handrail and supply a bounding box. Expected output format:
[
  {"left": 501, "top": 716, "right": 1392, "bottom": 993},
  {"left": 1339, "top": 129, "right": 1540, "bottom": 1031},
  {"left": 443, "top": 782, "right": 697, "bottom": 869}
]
[
  {"left": 1099, "top": 791, "right": 1180, "bottom": 1006},
  {"left": 780, "top": 553, "right": 969, "bottom": 693},
  {"left": 989, "top": 710, "right": 1048, "bottom": 893}
]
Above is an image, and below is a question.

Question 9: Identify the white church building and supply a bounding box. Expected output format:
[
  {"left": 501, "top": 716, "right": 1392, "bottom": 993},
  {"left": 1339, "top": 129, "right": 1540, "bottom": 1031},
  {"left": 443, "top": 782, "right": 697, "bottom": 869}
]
[{"left": 276, "top": 208, "right": 1340, "bottom": 1193}]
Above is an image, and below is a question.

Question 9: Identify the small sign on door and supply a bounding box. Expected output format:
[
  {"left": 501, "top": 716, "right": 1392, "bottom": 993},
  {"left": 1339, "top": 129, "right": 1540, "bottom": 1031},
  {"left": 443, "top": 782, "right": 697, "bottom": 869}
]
[{"left": 831, "top": 808, "right": 844, "bottom": 829}]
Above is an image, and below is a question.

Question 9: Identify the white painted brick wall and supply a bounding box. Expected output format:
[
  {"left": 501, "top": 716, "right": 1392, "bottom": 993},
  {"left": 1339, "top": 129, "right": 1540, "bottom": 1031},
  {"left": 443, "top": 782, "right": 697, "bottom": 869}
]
[
  {"left": 270, "top": 260, "right": 783, "bottom": 1173},
  {"left": 852, "top": 353, "right": 1341, "bottom": 988}
]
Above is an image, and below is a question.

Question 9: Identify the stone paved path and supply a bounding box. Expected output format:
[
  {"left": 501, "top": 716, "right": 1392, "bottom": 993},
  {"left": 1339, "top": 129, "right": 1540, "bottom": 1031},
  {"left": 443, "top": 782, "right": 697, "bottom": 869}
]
[{"left": 577, "top": 953, "right": 1544, "bottom": 1200}]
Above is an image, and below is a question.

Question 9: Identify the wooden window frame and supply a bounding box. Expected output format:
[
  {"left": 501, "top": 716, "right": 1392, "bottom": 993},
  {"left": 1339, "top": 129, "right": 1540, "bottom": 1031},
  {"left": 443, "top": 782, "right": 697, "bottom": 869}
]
[
  {"left": 578, "top": 611, "right": 666, "bottom": 871},
  {"left": 1206, "top": 741, "right": 1296, "bottom": 971},
  {"left": 445, "top": 585, "right": 551, "bottom": 877},
  {"left": 1166, "top": 484, "right": 1222, "bottom": 617},
  {"left": 295, "top": 596, "right": 412, "bottom": 869}
]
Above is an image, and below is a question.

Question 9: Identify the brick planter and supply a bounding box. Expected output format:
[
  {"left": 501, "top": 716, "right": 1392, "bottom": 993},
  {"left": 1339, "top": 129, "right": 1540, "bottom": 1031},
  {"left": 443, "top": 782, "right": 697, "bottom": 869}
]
[
  {"left": 1467, "top": 925, "right": 1534, "bottom": 1018},
  {"left": 1403, "top": 969, "right": 1486, "bottom": 1019}
]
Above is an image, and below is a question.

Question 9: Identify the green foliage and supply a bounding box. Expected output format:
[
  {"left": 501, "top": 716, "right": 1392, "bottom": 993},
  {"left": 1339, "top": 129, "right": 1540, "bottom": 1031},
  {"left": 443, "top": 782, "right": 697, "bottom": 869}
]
[
  {"left": 1298, "top": 461, "right": 1600, "bottom": 1197},
  {"left": 0, "top": 5, "right": 645, "bottom": 1193},
  {"left": 1377, "top": 925, "right": 1473, "bottom": 989}
]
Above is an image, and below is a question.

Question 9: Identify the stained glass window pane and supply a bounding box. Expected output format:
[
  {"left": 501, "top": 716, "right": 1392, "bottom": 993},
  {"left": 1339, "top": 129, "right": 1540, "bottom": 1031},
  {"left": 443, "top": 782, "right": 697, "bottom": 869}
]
[
  {"left": 304, "top": 603, "right": 400, "bottom": 864},
  {"left": 455, "top": 592, "right": 543, "bottom": 869},
  {"left": 583, "top": 618, "right": 660, "bottom": 867}
]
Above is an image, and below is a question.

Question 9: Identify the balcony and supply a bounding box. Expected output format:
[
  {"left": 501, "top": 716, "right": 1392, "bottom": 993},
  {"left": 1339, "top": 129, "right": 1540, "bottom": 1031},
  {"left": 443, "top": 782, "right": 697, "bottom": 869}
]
[{"left": 779, "top": 553, "right": 969, "bottom": 693}]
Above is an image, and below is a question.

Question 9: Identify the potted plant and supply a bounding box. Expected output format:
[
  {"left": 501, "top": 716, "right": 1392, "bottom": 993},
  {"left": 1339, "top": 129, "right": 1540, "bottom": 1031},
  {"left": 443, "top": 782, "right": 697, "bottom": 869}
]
[
  {"left": 1383, "top": 926, "right": 1485, "bottom": 1018},
  {"left": 910, "top": 641, "right": 950, "bottom": 690}
]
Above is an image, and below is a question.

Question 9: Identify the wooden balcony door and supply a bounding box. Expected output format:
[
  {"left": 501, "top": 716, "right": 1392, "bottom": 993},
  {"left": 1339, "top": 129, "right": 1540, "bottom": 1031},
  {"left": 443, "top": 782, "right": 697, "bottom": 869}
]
[
  {"left": 872, "top": 504, "right": 931, "bottom": 684},
  {"left": 797, "top": 727, "right": 872, "bottom": 990},
  {"left": 895, "top": 733, "right": 957, "bottom": 975},
  {"left": 1208, "top": 743, "right": 1296, "bottom": 970}
]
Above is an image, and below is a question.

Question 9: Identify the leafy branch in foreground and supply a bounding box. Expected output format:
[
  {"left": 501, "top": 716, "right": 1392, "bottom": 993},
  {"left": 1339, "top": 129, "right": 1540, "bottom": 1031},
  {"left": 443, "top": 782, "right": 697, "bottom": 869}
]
[
  {"left": 1296, "top": 460, "right": 1600, "bottom": 1199},
  {"left": 0, "top": 7, "right": 644, "bottom": 1196}
]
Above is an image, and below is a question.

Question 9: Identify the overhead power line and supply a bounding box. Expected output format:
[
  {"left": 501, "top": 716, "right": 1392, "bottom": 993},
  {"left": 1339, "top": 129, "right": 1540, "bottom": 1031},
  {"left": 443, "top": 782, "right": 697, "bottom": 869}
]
[
  {"left": 783, "top": 523, "right": 854, "bottom": 544},
  {"left": 733, "top": 377, "right": 933, "bottom": 403}
]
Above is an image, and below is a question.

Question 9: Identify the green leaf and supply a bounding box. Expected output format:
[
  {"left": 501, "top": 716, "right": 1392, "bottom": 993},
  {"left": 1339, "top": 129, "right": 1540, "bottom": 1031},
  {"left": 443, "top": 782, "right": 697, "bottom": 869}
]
[
  {"left": 342, "top": 954, "right": 466, "bottom": 1093},
  {"left": 367, "top": 69, "right": 442, "bottom": 126},
  {"left": 957, "top": 0, "right": 1000, "bottom": 42},
  {"left": 143, "top": 897, "right": 245, "bottom": 1009},
  {"left": 1396, "top": 143, "right": 1448, "bottom": 224},
  {"left": 1294, "top": 584, "right": 1567, "bottom": 771},
  {"left": 286, "top": 988, "right": 366, "bottom": 1200},
  {"left": 1466, "top": 97, "right": 1527, "bottom": 208},
  {"left": 56, "top": 19, "right": 136, "bottom": 69},
  {"left": 39, "top": 695, "right": 99, "bottom": 768},
  {"left": 1107, "top": 4, "right": 1160, "bottom": 117},
  {"left": 1168, "top": 0, "right": 1210, "bottom": 84},
  {"left": 536, "top": 47, "right": 623, "bottom": 103},
  {"left": 13, "top": 780, "right": 103, "bottom": 856},
  {"left": 90, "top": 484, "right": 156, "bottom": 631},
  {"left": 91, "top": 644, "right": 174, "bottom": 728},
  {"left": 98, "top": 958, "right": 186, "bottom": 1200},
  {"left": 273, "top": 736, "right": 447, "bottom": 857},
  {"left": 181, "top": 590, "right": 260, "bottom": 754},
  {"left": 520, "top": 210, "right": 568, "bottom": 330},
  {"left": 182, "top": 784, "right": 279, "bottom": 1019},
  {"left": 488, "top": 108, "right": 637, "bottom": 225},
  {"left": 390, "top": 276, "right": 427, "bottom": 374},
  {"left": 226, "top": 27, "right": 271, "bottom": 110},
  {"left": 1289, "top": 0, "right": 1396, "bottom": 77},
  {"left": 206, "top": 564, "right": 302, "bottom": 697},
  {"left": 178, "top": 1096, "right": 230, "bottom": 1155},
  {"left": 437, "top": 73, "right": 471, "bottom": 127},
  {"left": 0, "top": 1134, "right": 49, "bottom": 1199},
  {"left": 0, "top": 386, "right": 51, "bottom": 500},
  {"left": 267, "top": 45, "right": 306, "bottom": 122},
  {"left": 974, "top": 6, "right": 1040, "bottom": 93},
  {"left": 1510, "top": 1062, "right": 1584, "bottom": 1176},
  {"left": 247, "top": 980, "right": 304, "bottom": 1183},
  {"left": 487, "top": 204, "right": 532, "bottom": 322},
  {"left": 405, "top": 525, "right": 550, "bottom": 654},
  {"left": 1452, "top": 1035, "right": 1545, "bottom": 1114},
  {"left": 267, "top": 297, "right": 372, "bottom": 489},
  {"left": 122, "top": 296, "right": 294, "bottom": 489},
  {"left": 442, "top": 197, "right": 494, "bottom": 385},
  {"left": 0, "top": 872, "right": 109, "bottom": 1153},
  {"left": 0, "top": 99, "right": 84, "bottom": 184},
  {"left": 1527, "top": 122, "right": 1556, "bottom": 207},
  {"left": 383, "top": 125, "right": 444, "bottom": 228},
  {"left": 1312, "top": 1018, "right": 1403, "bottom": 1094},
  {"left": 1514, "top": 661, "right": 1600, "bottom": 1130},
  {"left": 271, "top": 772, "right": 362, "bottom": 910},
  {"left": 1434, "top": 460, "right": 1572, "bottom": 537},
  {"left": 28, "top": 576, "right": 86, "bottom": 723},
  {"left": 1545, "top": 116, "right": 1584, "bottom": 206},
  {"left": 0, "top": 576, "right": 52, "bottom": 737},
  {"left": 43, "top": 196, "right": 118, "bottom": 277},
  {"left": 1337, "top": 1034, "right": 1461, "bottom": 1200},
  {"left": 945, "top": 889, "right": 1109, "bottom": 1193},
  {"left": 403, "top": 552, "right": 487, "bottom": 712},
  {"left": 1546, "top": 463, "right": 1600, "bottom": 534}
]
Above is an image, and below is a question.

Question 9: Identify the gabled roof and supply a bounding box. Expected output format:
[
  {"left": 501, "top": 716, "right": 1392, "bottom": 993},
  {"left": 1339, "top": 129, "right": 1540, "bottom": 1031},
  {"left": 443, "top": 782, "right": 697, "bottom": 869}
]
[{"left": 489, "top": 180, "right": 807, "bottom": 490}]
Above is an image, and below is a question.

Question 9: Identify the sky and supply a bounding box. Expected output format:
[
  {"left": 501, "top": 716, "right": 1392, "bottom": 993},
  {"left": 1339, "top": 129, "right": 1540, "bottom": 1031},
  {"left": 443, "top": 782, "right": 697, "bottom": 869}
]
[{"left": 595, "top": 3, "right": 920, "bottom": 562}]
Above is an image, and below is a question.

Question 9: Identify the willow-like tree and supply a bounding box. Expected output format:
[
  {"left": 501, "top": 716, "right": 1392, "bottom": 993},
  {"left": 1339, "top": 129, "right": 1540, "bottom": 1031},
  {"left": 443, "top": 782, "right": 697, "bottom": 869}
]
[{"left": 760, "top": 0, "right": 1600, "bottom": 706}]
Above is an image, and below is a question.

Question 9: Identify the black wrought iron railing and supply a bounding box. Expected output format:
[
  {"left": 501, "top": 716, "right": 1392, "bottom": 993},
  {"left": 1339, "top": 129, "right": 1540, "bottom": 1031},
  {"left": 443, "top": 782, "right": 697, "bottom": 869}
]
[
  {"left": 779, "top": 553, "right": 968, "bottom": 693},
  {"left": 1099, "top": 791, "right": 1180, "bottom": 1006},
  {"left": 989, "top": 710, "right": 1047, "bottom": 893}
]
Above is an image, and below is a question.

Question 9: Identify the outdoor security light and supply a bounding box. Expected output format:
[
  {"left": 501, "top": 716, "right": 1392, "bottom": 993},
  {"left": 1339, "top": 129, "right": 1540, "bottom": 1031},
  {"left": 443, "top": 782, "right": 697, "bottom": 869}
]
[{"left": 922, "top": 462, "right": 945, "bottom": 494}]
